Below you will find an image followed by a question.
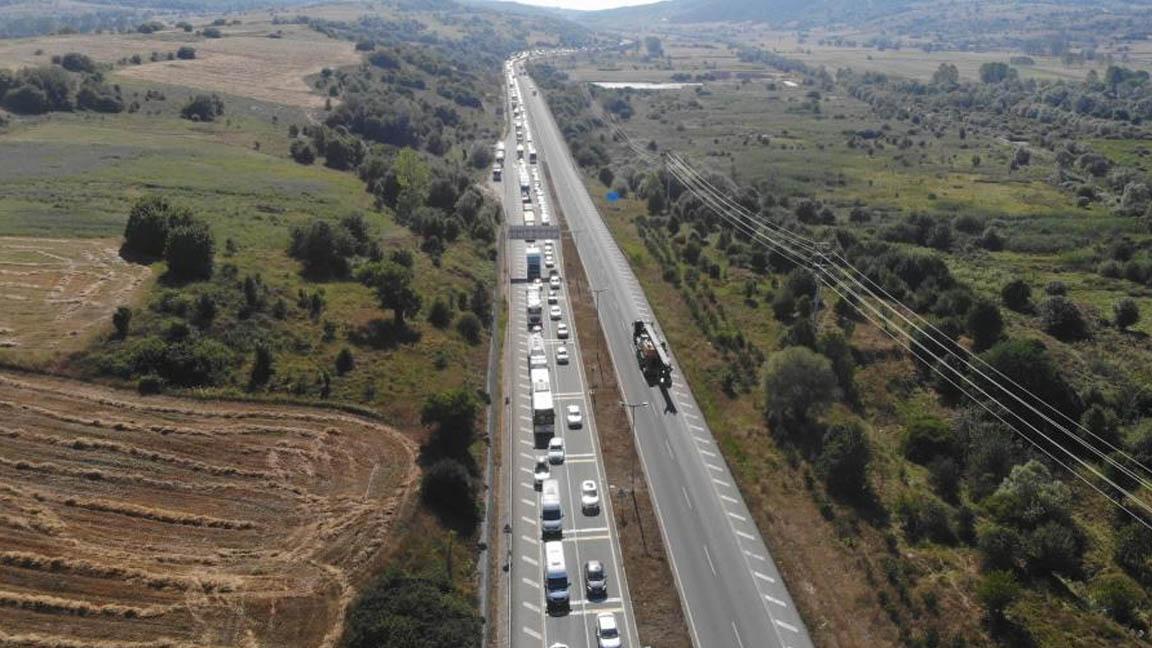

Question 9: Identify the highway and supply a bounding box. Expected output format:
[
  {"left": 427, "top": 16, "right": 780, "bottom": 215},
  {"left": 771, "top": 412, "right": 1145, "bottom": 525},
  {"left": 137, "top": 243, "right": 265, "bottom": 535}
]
[
  {"left": 513, "top": 56, "right": 816, "bottom": 648},
  {"left": 500, "top": 68, "right": 639, "bottom": 648}
]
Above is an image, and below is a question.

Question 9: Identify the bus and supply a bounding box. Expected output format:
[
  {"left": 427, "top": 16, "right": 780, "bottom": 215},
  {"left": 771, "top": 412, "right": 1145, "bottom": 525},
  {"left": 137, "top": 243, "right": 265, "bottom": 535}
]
[
  {"left": 531, "top": 366, "right": 555, "bottom": 446},
  {"left": 526, "top": 285, "right": 543, "bottom": 330},
  {"left": 527, "top": 332, "right": 547, "bottom": 369}
]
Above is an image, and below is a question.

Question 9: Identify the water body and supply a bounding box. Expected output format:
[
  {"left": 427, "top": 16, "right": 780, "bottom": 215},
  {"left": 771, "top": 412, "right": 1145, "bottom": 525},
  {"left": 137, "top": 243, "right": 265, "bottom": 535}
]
[{"left": 591, "top": 81, "right": 702, "bottom": 90}]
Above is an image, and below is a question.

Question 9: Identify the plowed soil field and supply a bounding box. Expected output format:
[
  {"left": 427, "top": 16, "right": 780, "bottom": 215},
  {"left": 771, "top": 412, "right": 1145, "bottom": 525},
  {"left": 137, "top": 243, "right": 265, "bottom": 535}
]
[{"left": 0, "top": 370, "right": 418, "bottom": 648}]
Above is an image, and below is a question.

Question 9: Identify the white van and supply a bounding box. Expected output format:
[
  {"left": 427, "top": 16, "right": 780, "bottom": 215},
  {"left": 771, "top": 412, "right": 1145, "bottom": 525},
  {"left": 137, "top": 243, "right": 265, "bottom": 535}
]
[
  {"left": 540, "top": 479, "right": 563, "bottom": 537},
  {"left": 543, "top": 540, "right": 569, "bottom": 611}
]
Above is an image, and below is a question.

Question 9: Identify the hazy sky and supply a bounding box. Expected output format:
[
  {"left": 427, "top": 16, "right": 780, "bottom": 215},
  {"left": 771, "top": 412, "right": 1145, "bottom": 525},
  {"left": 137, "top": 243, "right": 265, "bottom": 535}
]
[{"left": 503, "top": 0, "right": 660, "bottom": 10}]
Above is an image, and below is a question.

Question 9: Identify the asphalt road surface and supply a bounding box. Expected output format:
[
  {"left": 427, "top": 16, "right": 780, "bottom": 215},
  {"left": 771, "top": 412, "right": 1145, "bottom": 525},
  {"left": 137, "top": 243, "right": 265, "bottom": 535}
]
[
  {"left": 501, "top": 70, "right": 640, "bottom": 648},
  {"left": 514, "top": 57, "right": 815, "bottom": 648}
]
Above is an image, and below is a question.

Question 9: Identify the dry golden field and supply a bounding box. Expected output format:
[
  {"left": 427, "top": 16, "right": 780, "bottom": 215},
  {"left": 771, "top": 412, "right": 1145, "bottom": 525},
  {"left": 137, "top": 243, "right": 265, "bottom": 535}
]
[
  {"left": 0, "top": 237, "right": 151, "bottom": 357},
  {"left": 0, "top": 23, "right": 359, "bottom": 108},
  {"left": 0, "top": 370, "right": 418, "bottom": 647}
]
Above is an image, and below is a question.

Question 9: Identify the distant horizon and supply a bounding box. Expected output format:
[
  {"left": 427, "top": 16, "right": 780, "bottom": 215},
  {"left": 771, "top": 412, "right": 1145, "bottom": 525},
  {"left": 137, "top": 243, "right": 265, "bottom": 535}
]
[{"left": 495, "top": 0, "right": 662, "bottom": 10}]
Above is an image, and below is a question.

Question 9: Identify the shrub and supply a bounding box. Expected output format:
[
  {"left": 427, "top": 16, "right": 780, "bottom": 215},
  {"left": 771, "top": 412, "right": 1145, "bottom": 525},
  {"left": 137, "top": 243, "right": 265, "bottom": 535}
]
[
  {"left": 762, "top": 346, "right": 840, "bottom": 423},
  {"left": 428, "top": 298, "right": 452, "bottom": 329},
  {"left": 456, "top": 312, "right": 482, "bottom": 345},
  {"left": 966, "top": 300, "right": 1003, "bottom": 351},
  {"left": 290, "top": 140, "right": 316, "bottom": 165},
  {"left": 248, "top": 346, "right": 274, "bottom": 390},
  {"left": 816, "top": 422, "right": 871, "bottom": 497},
  {"left": 343, "top": 571, "right": 481, "bottom": 648},
  {"left": 136, "top": 375, "right": 163, "bottom": 395},
  {"left": 977, "top": 571, "right": 1020, "bottom": 620},
  {"left": 1001, "top": 279, "right": 1031, "bottom": 312},
  {"left": 1114, "top": 297, "right": 1140, "bottom": 331},
  {"left": 978, "top": 523, "right": 1022, "bottom": 571},
  {"left": 1040, "top": 296, "right": 1089, "bottom": 340},
  {"left": 1114, "top": 523, "right": 1152, "bottom": 585},
  {"left": 180, "top": 94, "right": 224, "bottom": 121},
  {"left": 176, "top": 46, "right": 196, "bottom": 60},
  {"left": 335, "top": 347, "right": 355, "bottom": 375},
  {"left": 902, "top": 416, "right": 953, "bottom": 464},
  {"left": 1089, "top": 573, "right": 1147, "bottom": 626},
  {"left": 927, "top": 456, "right": 961, "bottom": 502},
  {"left": 896, "top": 494, "right": 954, "bottom": 544},
  {"left": 112, "top": 306, "right": 132, "bottom": 339},
  {"left": 202, "top": 27, "right": 223, "bottom": 38}
]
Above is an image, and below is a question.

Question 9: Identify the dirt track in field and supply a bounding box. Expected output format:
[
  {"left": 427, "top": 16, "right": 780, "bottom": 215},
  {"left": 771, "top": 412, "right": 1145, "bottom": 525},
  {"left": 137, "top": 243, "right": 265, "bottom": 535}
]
[
  {"left": 0, "top": 370, "right": 418, "bottom": 648},
  {"left": 0, "top": 237, "right": 151, "bottom": 356}
]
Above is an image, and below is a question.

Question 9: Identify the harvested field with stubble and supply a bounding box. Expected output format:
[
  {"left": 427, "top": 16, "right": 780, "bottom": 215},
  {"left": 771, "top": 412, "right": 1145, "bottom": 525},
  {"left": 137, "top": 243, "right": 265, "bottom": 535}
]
[
  {"left": 0, "top": 23, "right": 358, "bottom": 108},
  {"left": 0, "top": 237, "right": 150, "bottom": 357},
  {"left": 0, "top": 370, "right": 418, "bottom": 648}
]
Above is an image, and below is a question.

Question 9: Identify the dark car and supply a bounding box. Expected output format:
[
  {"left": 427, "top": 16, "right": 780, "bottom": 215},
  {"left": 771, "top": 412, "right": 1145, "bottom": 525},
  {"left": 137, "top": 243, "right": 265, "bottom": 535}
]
[{"left": 585, "top": 560, "right": 607, "bottom": 598}]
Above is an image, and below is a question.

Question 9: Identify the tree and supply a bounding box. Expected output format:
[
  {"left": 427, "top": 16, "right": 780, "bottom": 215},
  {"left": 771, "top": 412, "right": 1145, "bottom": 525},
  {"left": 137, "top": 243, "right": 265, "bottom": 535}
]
[
  {"left": 978, "top": 523, "right": 1022, "bottom": 571},
  {"left": 164, "top": 219, "right": 214, "bottom": 280},
  {"left": 59, "top": 52, "right": 96, "bottom": 73},
  {"left": 468, "top": 142, "right": 492, "bottom": 170},
  {"left": 986, "top": 460, "right": 1072, "bottom": 529},
  {"left": 468, "top": 282, "right": 492, "bottom": 322},
  {"left": 644, "top": 36, "right": 664, "bottom": 58},
  {"left": 336, "top": 347, "right": 355, "bottom": 375},
  {"left": 762, "top": 346, "right": 840, "bottom": 423},
  {"left": 290, "top": 139, "right": 315, "bottom": 164},
  {"left": 966, "top": 299, "right": 1004, "bottom": 351},
  {"left": 421, "top": 388, "right": 479, "bottom": 456},
  {"left": 202, "top": 26, "right": 223, "bottom": 38},
  {"left": 592, "top": 165, "right": 614, "bottom": 188},
  {"left": 977, "top": 571, "right": 1020, "bottom": 620},
  {"left": 112, "top": 306, "right": 132, "bottom": 339},
  {"left": 176, "top": 46, "right": 196, "bottom": 60},
  {"left": 817, "top": 422, "right": 871, "bottom": 497},
  {"left": 1001, "top": 278, "right": 1031, "bottom": 312},
  {"left": 2, "top": 84, "right": 49, "bottom": 114},
  {"left": 180, "top": 94, "right": 224, "bottom": 121},
  {"left": 122, "top": 196, "right": 190, "bottom": 259},
  {"left": 248, "top": 345, "right": 274, "bottom": 390},
  {"left": 979, "top": 62, "right": 1016, "bottom": 84},
  {"left": 364, "top": 261, "right": 421, "bottom": 327},
  {"left": 932, "top": 62, "right": 960, "bottom": 87},
  {"left": 393, "top": 148, "right": 431, "bottom": 217},
  {"left": 1024, "top": 520, "right": 1084, "bottom": 576},
  {"left": 420, "top": 459, "right": 479, "bottom": 532},
  {"left": 1040, "top": 295, "right": 1089, "bottom": 340},
  {"left": 1114, "top": 297, "right": 1140, "bottom": 331}
]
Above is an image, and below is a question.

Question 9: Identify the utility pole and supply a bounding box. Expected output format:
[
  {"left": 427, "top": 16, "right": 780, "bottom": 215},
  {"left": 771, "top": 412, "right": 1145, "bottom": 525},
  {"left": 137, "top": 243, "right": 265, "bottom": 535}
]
[
  {"left": 592, "top": 287, "right": 608, "bottom": 312},
  {"left": 620, "top": 400, "right": 650, "bottom": 554}
]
